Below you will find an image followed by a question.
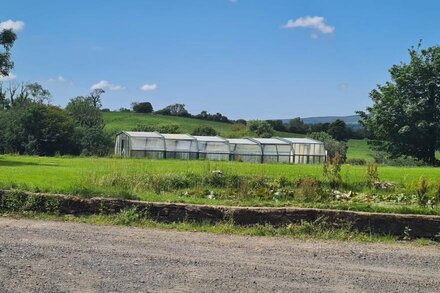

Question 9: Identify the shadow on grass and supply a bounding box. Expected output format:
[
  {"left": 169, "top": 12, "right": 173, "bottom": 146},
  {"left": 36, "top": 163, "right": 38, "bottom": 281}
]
[{"left": 0, "top": 158, "right": 59, "bottom": 167}]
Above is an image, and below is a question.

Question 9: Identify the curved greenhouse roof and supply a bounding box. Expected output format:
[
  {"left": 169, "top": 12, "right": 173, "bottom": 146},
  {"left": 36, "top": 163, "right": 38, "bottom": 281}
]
[{"left": 115, "top": 132, "right": 326, "bottom": 164}]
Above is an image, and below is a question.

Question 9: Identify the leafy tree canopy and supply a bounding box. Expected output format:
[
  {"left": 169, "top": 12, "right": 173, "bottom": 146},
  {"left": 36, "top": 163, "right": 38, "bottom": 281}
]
[
  {"left": 0, "top": 28, "right": 16, "bottom": 76},
  {"left": 247, "top": 120, "right": 274, "bottom": 138},
  {"left": 132, "top": 101, "right": 153, "bottom": 113},
  {"left": 358, "top": 43, "right": 440, "bottom": 165}
]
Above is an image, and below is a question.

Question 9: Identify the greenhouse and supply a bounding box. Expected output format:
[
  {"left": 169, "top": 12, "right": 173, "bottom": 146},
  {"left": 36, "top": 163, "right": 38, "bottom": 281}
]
[
  {"left": 114, "top": 131, "right": 165, "bottom": 158},
  {"left": 248, "top": 138, "right": 294, "bottom": 163},
  {"left": 193, "top": 136, "right": 230, "bottom": 161},
  {"left": 227, "top": 138, "right": 262, "bottom": 163},
  {"left": 115, "top": 132, "right": 326, "bottom": 164},
  {"left": 279, "top": 138, "right": 326, "bottom": 164},
  {"left": 162, "top": 133, "right": 199, "bottom": 160}
]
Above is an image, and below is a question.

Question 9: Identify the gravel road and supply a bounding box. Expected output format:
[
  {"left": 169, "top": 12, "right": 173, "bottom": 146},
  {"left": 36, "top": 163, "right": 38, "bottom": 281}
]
[{"left": 0, "top": 217, "right": 439, "bottom": 292}]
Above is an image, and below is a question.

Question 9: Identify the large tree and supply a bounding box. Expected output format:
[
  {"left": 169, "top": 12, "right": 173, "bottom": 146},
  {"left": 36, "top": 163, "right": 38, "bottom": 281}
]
[
  {"left": 0, "top": 27, "right": 16, "bottom": 76},
  {"left": 358, "top": 44, "right": 440, "bottom": 165}
]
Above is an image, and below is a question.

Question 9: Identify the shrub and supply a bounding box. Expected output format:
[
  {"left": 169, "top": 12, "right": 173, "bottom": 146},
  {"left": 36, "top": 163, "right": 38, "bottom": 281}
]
[
  {"left": 309, "top": 132, "right": 347, "bottom": 162},
  {"left": 192, "top": 126, "right": 217, "bottom": 136},
  {"left": 247, "top": 120, "right": 274, "bottom": 138},
  {"left": 372, "top": 151, "right": 426, "bottom": 166}
]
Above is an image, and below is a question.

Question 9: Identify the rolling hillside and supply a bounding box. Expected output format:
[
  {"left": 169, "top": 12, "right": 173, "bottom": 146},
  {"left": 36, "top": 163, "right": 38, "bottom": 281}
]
[{"left": 103, "top": 112, "right": 303, "bottom": 138}]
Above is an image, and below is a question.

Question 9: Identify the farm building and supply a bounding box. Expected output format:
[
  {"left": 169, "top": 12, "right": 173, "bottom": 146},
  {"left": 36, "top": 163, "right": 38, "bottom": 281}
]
[
  {"left": 115, "top": 132, "right": 326, "bottom": 164},
  {"left": 279, "top": 138, "right": 326, "bottom": 164},
  {"left": 193, "top": 136, "right": 230, "bottom": 161},
  {"left": 248, "top": 138, "right": 293, "bottom": 163},
  {"left": 114, "top": 131, "right": 165, "bottom": 158},
  {"left": 162, "top": 133, "right": 198, "bottom": 160},
  {"left": 228, "top": 138, "right": 263, "bottom": 163}
]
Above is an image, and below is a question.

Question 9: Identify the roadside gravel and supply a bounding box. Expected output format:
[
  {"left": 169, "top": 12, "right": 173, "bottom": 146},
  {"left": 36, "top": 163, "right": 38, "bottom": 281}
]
[{"left": 0, "top": 217, "right": 439, "bottom": 292}]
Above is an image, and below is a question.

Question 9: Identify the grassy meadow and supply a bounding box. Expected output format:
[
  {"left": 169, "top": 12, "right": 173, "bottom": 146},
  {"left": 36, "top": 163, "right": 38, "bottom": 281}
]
[
  {"left": 1, "top": 155, "right": 439, "bottom": 215},
  {"left": 1, "top": 112, "right": 439, "bottom": 215}
]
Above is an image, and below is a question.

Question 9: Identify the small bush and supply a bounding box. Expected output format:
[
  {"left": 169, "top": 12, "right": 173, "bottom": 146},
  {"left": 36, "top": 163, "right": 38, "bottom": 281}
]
[
  {"left": 294, "top": 177, "right": 322, "bottom": 202},
  {"left": 192, "top": 125, "right": 217, "bottom": 136}
]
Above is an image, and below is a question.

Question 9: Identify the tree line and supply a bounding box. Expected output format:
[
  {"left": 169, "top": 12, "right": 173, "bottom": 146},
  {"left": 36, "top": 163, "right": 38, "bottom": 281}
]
[
  {"left": 0, "top": 82, "right": 112, "bottom": 156},
  {"left": 129, "top": 101, "right": 231, "bottom": 123}
]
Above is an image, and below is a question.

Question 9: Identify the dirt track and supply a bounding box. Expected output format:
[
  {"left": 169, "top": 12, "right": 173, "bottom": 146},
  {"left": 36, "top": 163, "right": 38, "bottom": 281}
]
[{"left": 0, "top": 218, "right": 439, "bottom": 292}]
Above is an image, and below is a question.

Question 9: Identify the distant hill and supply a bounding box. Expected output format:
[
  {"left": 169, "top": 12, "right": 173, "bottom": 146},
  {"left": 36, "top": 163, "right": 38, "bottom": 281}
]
[{"left": 281, "top": 115, "right": 361, "bottom": 125}]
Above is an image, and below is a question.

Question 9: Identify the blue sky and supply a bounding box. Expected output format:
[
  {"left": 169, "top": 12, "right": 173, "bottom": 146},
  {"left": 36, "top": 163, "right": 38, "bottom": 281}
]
[{"left": 1, "top": 0, "right": 439, "bottom": 119}]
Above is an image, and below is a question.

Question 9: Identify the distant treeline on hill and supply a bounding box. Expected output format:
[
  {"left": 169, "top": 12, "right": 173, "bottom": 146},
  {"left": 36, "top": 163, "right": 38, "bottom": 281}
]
[
  {"left": 119, "top": 101, "right": 366, "bottom": 140},
  {"left": 125, "top": 102, "right": 231, "bottom": 123},
  {"left": 266, "top": 118, "right": 366, "bottom": 140}
]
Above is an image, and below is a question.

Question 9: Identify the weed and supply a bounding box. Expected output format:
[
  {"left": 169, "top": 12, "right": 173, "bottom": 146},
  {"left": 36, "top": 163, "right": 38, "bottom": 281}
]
[
  {"left": 416, "top": 177, "right": 429, "bottom": 207},
  {"left": 366, "top": 163, "right": 379, "bottom": 187}
]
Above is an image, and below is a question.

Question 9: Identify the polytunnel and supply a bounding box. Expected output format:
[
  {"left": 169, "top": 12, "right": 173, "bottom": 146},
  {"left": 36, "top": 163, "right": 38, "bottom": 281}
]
[
  {"left": 248, "top": 138, "right": 293, "bottom": 163},
  {"left": 279, "top": 138, "right": 326, "bottom": 164},
  {"left": 114, "top": 131, "right": 165, "bottom": 158},
  {"left": 193, "top": 136, "right": 230, "bottom": 161},
  {"left": 227, "top": 138, "right": 263, "bottom": 163},
  {"left": 115, "top": 131, "right": 326, "bottom": 164},
  {"left": 162, "top": 133, "right": 198, "bottom": 160}
]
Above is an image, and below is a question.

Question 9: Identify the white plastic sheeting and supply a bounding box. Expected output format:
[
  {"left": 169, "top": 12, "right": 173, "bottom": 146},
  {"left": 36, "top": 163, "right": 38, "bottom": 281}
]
[
  {"left": 279, "top": 138, "right": 326, "bottom": 164},
  {"left": 115, "top": 131, "right": 326, "bottom": 164},
  {"left": 228, "top": 138, "right": 262, "bottom": 163},
  {"left": 193, "top": 136, "right": 230, "bottom": 161}
]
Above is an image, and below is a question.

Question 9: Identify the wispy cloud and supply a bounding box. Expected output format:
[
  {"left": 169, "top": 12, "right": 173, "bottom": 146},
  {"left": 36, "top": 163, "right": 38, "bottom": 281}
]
[
  {"left": 90, "top": 80, "right": 124, "bottom": 91},
  {"left": 228, "top": 0, "right": 238, "bottom": 3},
  {"left": 140, "top": 83, "right": 157, "bottom": 91},
  {"left": 0, "top": 72, "right": 17, "bottom": 82},
  {"left": 47, "top": 76, "right": 66, "bottom": 83},
  {"left": 281, "top": 16, "right": 334, "bottom": 37},
  {"left": 0, "top": 20, "right": 25, "bottom": 32}
]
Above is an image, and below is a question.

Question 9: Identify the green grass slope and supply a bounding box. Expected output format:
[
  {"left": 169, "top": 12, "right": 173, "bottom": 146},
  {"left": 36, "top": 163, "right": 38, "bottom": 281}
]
[{"left": 103, "top": 111, "right": 303, "bottom": 138}]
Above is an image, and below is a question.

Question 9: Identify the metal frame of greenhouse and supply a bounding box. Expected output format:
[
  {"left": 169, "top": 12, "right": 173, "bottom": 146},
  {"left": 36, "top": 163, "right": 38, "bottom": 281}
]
[{"left": 115, "top": 131, "right": 326, "bottom": 164}]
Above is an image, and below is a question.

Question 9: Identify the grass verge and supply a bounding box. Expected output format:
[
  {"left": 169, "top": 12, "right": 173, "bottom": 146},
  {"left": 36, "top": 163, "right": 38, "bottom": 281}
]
[{"left": 1, "top": 210, "right": 409, "bottom": 244}]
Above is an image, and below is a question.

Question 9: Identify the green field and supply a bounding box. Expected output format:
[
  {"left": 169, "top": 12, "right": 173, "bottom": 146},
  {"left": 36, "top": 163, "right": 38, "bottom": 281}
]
[
  {"left": 1, "top": 155, "right": 439, "bottom": 215},
  {"left": 103, "top": 111, "right": 303, "bottom": 138},
  {"left": 346, "top": 139, "right": 373, "bottom": 161}
]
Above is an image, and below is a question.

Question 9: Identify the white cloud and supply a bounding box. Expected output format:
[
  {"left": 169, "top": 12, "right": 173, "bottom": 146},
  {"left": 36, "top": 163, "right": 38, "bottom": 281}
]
[
  {"left": 90, "top": 80, "right": 124, "bottom": 91},
  {"left": 48, "top": 76, "right": 66, "bottom": 83},
  {"left": 0, "top": 72, "right": 17, "bottom": 82},
  {"left": 229, "top": 0, "right": 238, "bottom": 3},
  {"left": 0, "top": 20, "right": 25, "bottom": 32},
  {"left": 140, "top": 83, "right": 157, "bottom": 91},
  {"left": 281, "top": 16, "right": 334, "bottom": 35}
]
